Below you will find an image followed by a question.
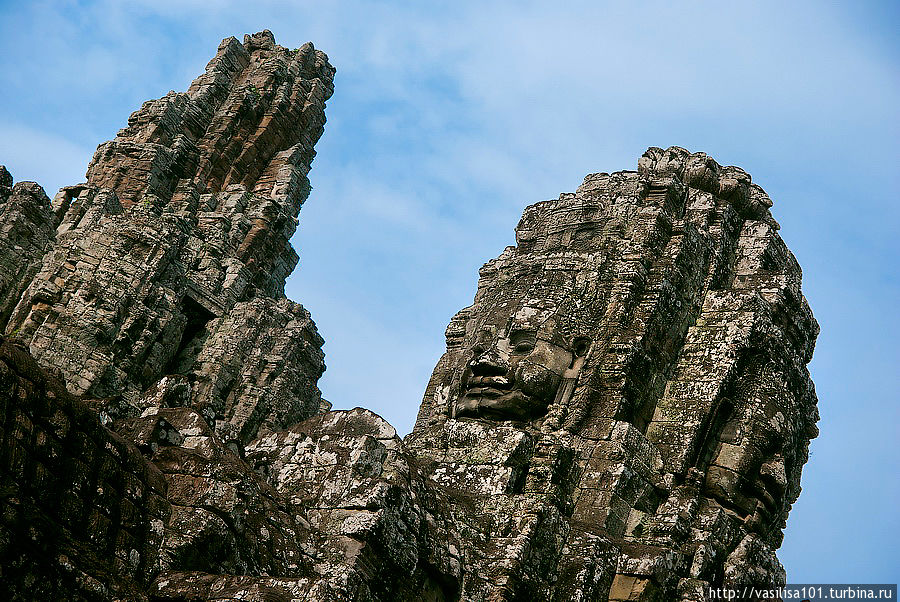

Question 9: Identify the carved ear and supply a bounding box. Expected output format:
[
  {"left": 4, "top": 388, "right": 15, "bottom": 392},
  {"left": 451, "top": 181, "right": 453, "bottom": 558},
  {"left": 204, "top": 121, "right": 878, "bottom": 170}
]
[
  {"left": 553, "top": 339, "right": 589, "bottom": 410},
  {"left": 563, "top": 337, "right": 590, "bottom": 379}
]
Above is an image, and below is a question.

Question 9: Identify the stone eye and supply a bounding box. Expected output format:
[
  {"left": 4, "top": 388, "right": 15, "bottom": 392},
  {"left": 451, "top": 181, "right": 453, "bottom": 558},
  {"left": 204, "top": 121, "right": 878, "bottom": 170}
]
[
  {"left": 471, "top": 344, "right": 485, "bottom": 357},
  {"left": 514, "top": 341, "right": 534, "bottom": 353},
  {"left": 510, "top": 332, "right": 535, "bottom": 354}
]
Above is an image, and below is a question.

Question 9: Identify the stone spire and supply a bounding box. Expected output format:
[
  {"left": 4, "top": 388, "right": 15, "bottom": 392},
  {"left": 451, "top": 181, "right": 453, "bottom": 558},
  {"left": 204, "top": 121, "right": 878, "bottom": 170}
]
[
  {"left": 403, "top": 146, "right": 819, "bottom": 599},
  {"left": 3, "top": 30, "right": 334, "bottom": 445}
]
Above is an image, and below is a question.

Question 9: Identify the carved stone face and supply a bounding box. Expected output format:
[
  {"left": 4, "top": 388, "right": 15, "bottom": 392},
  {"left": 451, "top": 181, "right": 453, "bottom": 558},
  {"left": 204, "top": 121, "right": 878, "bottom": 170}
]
[
  {"left": 703, "top": 389, "right": 797, "bottom": 541},
  {"left": 453, "top": 304, "right": 581, "bottom": 421}
]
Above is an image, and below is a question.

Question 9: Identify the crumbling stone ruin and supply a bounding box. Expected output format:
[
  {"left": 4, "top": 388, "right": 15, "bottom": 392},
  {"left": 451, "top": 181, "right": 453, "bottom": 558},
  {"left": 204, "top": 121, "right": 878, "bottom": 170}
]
[{"left": 0, "top": 31, "right": 818, "bottom": 601}]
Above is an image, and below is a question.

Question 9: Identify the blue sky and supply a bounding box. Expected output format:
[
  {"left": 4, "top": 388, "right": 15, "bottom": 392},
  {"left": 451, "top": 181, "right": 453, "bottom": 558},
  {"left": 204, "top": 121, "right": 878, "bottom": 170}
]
[{"left": 1, "top": 0, "right": 897, "bottom": 583}]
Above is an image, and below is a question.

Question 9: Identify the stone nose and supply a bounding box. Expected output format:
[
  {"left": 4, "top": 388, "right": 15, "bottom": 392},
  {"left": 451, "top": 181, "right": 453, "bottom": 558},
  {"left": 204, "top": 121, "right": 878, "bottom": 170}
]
[
  {"left": 470, "top": 344, "right": 508, "bottom": 377},
  {"left": 759, "top": 454, "right": 787, "bottom": 494}
]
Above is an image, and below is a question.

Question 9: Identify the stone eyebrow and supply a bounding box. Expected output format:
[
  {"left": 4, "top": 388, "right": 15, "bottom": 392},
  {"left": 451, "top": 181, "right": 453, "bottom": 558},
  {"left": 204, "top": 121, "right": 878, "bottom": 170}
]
[{"left": 508, "top": 328, "right": 537, "bottom": 340}]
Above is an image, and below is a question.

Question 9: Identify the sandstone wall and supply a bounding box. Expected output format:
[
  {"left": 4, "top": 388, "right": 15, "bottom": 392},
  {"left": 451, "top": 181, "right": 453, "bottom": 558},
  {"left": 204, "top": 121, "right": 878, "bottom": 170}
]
[
  {"left": 0, "top": 338, "right": 169, "bottom": 601},
  {"left": 3, "top": 30, "right": 332, "bottom": 445}
]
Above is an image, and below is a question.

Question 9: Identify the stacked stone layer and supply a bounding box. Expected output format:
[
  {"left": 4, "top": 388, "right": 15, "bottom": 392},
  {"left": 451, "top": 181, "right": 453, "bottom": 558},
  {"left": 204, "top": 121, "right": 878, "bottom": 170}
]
[
  {"left": 4, "top": 30, "right": 331, "bottom": 445},
  {"left": 1, "top": 30, "right": 336, "bottom": 601}
]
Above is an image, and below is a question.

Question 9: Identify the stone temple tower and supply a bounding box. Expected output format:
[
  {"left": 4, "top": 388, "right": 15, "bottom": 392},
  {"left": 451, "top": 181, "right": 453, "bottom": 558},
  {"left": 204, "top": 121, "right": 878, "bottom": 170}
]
[{"left": 0, "top": 31, "right": 817, "bottom": 601}]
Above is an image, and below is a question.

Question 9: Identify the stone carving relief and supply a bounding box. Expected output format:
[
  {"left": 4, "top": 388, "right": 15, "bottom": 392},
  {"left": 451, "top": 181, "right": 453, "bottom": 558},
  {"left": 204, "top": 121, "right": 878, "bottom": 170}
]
[{"left": 452, "top": 300, "right": 589, "bottom": 421}]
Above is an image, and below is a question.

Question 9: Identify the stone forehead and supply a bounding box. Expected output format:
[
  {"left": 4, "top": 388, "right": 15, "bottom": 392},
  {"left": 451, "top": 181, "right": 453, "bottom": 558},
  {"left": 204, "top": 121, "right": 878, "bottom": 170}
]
[
  {"left": 468, "top": 262, "right": 604, "bottom": 340},
  {"left": 512, "top": 303, "right": 556, "bottom": 324},
  {"left": 467, "top": 282, "right": 594, "bottom": 341}
]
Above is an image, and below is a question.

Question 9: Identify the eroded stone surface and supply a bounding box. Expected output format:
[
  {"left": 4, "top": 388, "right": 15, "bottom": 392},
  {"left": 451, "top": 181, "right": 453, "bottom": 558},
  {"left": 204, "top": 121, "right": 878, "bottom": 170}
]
[
  {"left": 4, "top": 29, "right": 332, "bottom": 444},
  {"left": 114, "top": 406, "right": 318, "bottom": 579},
  {"left": 404, "top": 147, "right": 819, "bottom": 599},
  {"left": 0, "top": 30, "right": 336, "bottom": 601},
  {"left": 0, "top": 175, "right": 57, "bottom": 330},
  {"left": 0, "top": 337, "right": 169, "bottom": 602},
  {"left": 0, "top": 30, "right": 818, "bottom": 602}
]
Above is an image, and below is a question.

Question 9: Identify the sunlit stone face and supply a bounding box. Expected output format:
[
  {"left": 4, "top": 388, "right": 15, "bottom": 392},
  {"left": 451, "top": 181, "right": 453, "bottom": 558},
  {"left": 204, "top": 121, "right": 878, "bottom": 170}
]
[{"left": 453, "top": 304, "right": 581, "bottom": 421}]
